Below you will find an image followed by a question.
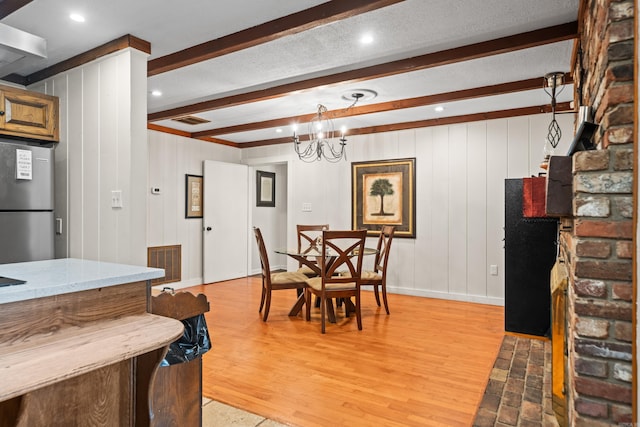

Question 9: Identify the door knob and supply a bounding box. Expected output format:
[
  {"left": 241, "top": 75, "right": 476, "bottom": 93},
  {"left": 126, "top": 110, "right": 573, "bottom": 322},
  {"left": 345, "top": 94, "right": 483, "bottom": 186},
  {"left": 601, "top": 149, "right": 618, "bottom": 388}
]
[{"left": 206, "top": 226, "right": 212, "bottom": 231}]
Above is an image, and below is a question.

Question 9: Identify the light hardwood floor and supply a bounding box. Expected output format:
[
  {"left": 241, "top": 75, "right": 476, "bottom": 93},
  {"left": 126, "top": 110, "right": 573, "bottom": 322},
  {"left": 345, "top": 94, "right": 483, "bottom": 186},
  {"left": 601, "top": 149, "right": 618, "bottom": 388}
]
[{"left": 186, "top": 276, "right": 504, "bottom": 427}]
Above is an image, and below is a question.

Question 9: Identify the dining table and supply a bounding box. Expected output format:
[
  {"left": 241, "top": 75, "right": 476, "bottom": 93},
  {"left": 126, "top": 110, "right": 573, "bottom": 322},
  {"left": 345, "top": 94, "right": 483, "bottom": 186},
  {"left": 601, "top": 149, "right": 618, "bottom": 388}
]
[{"left": 274, "top": 245, "right": 378, "bottom": 321}]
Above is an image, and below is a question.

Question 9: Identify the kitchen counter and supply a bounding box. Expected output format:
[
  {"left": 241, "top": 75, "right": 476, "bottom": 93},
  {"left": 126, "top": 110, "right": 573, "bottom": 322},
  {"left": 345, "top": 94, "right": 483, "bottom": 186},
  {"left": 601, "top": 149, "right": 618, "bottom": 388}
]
[
  {"left": 0, "top": 257, "right": 164, "bottom": 304},
  {"left": 0, "top": 258, "right": 182, "bottom": 426}
]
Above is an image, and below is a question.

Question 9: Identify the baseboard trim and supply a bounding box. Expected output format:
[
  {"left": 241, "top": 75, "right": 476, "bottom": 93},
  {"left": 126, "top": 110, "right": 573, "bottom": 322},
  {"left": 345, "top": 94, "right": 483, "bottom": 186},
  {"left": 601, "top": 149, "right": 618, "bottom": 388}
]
[
  {"left": 155, "top": 279, "right": 505, "bottom": 307},
  {"left": 390, "top": 286, "right": 504, "bottom": 306}
]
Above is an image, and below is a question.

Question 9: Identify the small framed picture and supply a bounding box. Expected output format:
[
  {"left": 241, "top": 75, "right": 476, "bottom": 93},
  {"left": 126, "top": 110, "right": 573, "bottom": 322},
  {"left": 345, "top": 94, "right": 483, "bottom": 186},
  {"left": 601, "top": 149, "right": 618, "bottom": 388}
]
[
  {"left": 185, "top": 174, "right": 203, "bottom": 218},
  {"left": 256, "top": 170, "right": 275, "bottom": 207}
]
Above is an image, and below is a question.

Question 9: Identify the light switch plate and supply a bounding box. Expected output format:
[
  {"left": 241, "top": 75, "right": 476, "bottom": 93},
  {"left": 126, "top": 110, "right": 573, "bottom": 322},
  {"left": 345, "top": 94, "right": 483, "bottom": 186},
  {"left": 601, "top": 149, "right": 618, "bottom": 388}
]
[
  {"left": 302, "top": 203, "right": 312, "bottom": 212},
  {"left": 111, "top": 190, "right": 123, "bottom": 208}
]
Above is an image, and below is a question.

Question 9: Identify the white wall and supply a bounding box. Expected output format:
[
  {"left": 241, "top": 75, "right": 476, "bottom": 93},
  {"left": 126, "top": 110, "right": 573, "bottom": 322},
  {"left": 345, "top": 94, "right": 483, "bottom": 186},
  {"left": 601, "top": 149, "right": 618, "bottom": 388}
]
[
  {"left": 17, "top": 48, "right": 578, "bottom": 307},
  {"left": 242, "top": 113, "right": 575, "bottom": 305},
  {"left": 147, "top": 131, "right": 289, "bottom": 286},
  {"left": 30, "top": 48, "right": 150, "bottom": 266},
  {"left": 147, "top": 130, "right": 240, "bottom": 286},
  {"left": 146, "top": 112, "right": 574, "bottom": 304},
  {"left": 250, "top": 163, "right": 288, "bottom": 274}
]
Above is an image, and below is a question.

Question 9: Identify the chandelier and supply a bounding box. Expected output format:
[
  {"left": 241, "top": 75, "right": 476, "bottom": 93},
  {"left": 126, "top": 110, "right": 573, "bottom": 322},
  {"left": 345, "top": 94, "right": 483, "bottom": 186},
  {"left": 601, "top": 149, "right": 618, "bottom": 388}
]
[
  {"left": 541, "top": 71, "right": 565, "bottom": 169},
  {"left": 293, "top": 104, "right": 347, "bottom": 163}
]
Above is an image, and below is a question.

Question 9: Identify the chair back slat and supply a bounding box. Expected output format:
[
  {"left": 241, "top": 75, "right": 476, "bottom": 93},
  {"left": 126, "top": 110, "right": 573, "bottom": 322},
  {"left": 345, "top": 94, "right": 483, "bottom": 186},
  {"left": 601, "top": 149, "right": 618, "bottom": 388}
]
[
  {"left": 297, "top": 224, "right": 329, "bottom": 249},
  {"left": 320, "top": 230, "right": 367, "bottom": 290},
  {"left": 253, "top": 226, "right": 307, "bottom": 322},
  {"left": 374, "top": 225, "right": 395, "bottom": 274},
  {"left": 296, "top": 224, "right": 329, "bottom": 269},
  {"left": 305, "top": 229, "right": 367, "bottom": 333},
  {"left": 253, "top": 227, "right": 270, "bottom": 277}
]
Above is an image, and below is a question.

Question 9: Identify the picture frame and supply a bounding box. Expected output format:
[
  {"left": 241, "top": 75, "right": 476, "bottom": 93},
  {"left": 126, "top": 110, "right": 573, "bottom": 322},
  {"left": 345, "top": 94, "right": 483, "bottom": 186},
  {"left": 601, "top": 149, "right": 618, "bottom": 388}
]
[
  {"left": 256, "top": 170, "right": 276, "bottom": 207},
  {"left": 185, "top": 174, "right": 203, "bottom": 218},
  {"left": 352, "top": 158, "right": 416, "bottom": 238}
]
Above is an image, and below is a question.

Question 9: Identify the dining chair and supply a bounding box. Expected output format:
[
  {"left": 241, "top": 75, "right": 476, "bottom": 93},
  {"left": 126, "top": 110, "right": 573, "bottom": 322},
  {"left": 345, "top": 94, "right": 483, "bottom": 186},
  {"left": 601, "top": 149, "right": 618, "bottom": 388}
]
[
  {"left": 305, "top": 229, "right": 367, "bottom": 333},
  {"left": 361, "top": 225, "right": 395, "bottom": 314},
  {"left": 296, "top": 224, "right": 329, "bottom": 277},
  {"left": 253, "top": 227, "right": 308, "bottom": 322}
]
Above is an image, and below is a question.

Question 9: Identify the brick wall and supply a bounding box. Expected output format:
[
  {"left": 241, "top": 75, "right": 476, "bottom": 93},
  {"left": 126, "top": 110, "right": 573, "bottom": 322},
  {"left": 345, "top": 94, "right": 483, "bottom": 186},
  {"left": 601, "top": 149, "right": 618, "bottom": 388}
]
[{"left": 560, "top": 0, "right": 635, "bottom": 424}]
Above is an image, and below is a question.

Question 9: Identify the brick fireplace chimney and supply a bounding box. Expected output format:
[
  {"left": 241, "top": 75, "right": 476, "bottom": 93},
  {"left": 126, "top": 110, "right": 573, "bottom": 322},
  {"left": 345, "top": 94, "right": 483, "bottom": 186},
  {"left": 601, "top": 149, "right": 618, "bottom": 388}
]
[{"left": 558, "top": 0, "right": 635, "bottom": 424}]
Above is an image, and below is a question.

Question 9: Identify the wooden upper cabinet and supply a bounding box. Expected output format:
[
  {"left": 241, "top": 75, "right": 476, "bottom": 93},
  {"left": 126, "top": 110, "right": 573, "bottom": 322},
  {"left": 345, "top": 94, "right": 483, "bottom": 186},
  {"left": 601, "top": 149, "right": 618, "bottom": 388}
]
[{"left": 0, "top": 84, "right": 59, "bottom": 142}]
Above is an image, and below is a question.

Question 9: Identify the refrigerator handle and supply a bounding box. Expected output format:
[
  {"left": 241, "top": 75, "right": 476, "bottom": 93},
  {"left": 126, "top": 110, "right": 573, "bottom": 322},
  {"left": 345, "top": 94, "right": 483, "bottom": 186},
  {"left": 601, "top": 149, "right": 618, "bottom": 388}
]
[{"left": 56, "top": 218, "right": 63, "bottom": 235}]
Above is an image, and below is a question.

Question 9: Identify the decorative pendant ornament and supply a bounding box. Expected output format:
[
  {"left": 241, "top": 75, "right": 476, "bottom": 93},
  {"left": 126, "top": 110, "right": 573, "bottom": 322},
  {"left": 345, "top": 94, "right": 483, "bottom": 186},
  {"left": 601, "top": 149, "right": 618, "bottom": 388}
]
[{"left": 540, "top": 72, "right": 565, "bottom": 170}]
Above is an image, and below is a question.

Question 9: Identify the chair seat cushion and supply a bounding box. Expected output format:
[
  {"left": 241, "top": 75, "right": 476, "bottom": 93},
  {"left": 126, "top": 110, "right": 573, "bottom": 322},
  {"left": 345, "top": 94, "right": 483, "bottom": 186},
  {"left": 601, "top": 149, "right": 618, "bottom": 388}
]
[
  {"left": 271, "top": 271, "right": 308, "bottom": 285},
  {"left": 340, "top": 270, "right": 381, "bottom": 281},
  {"left": 306, "top": 277, "right": 356, "bottom": 291},
  {"left": 296, "top": 265, "right": 318, "bottom": 276},
  {"left": 361, "top": 270, "right": 382, "bottom": 280}
]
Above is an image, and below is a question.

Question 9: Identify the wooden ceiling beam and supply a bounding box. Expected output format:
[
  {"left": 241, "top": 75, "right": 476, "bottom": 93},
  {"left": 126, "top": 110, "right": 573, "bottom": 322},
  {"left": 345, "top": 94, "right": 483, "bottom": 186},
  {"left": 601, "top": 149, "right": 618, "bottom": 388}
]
[
  {"left": 0, "top": 0, "right": 32, "bottom": 19},
  {"left": 238, "top": 102, "right": 574, "bottom": 148},
  {"left": 191, "top": 75, "right": 574, "bottom": 138},
  {"left": 148, "top": 0, "right": 403, "bottom": 76},
  {"left": 148, "top": 21, "right": 578, "bottom": 122},
  {"left": 147, "top": 123, "right": 239, "bottom": 147}
]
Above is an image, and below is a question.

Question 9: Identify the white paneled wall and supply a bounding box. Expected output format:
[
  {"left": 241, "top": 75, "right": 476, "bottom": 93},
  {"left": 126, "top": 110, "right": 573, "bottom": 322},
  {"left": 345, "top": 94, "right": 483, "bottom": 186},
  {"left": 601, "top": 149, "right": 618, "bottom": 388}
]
[
  {"left": 30, "top": 48, "right": 149, "bottom": 266},
  {"left": 242, "top": 113, "right": 575, "bottom": 305},
  {"left": 249, "top": 163, "right": 288, "bottom": 274},
  {"left": 146, "top": 112, "right": 573, "bottom": 304},
  {"left": 147, "top": 130, "right": 240, "bottom": 287},
  {"left": 19, "top": 46, "right": 577, "bottom": 307}
]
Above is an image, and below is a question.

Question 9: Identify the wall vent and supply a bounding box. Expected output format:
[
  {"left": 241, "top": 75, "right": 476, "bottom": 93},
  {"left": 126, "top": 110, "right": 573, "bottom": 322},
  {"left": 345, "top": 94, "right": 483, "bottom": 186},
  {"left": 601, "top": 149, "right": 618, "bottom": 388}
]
[
  {"left": 147, "top": 244, "right": 181, "bottom": 285},
  {"left": 171, "top": 115, "right": 210, "bottom": 125}
]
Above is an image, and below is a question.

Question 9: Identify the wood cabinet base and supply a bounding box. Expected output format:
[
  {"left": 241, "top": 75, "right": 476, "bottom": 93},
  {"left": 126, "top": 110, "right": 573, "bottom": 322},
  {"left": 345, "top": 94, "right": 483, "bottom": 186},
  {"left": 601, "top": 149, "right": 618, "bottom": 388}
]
[
  {"left": 0, "top": 281, "right": 183, "bottom": 427},
  {"left": 152, "top": 358, "right": 203, "bottom": 426}
]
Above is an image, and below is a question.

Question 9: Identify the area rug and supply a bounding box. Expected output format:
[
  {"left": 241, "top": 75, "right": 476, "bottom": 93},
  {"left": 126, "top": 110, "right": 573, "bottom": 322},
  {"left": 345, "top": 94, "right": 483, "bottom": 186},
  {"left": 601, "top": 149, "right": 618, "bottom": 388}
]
[{"left": 472, "top": 335, "right": 558, "bottom": 426}]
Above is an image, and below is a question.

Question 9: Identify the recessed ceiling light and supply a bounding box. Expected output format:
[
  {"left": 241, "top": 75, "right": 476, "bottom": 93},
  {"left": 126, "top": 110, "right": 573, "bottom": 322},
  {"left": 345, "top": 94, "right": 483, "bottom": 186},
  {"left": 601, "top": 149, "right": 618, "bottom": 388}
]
[
  {"left": 434, "top": 106, "right": 445, "bottom": 112},
  {"left": 275, "top": 128, "right": 282, "bottom": 133},
  {"left": 360, "top": 34, "right": 374, "bottom": 45},
  {"left": 69, "top": 13, "right": 85, "bottom": 22},
  {"left": 151, "top": 90, "right": 162, "bottom": 97}
]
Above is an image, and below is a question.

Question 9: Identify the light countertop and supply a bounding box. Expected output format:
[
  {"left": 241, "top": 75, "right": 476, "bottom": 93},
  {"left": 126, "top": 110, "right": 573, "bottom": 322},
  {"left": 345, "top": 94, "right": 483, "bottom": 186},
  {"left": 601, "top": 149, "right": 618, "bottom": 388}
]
[{"left": 0, "top": 258, "right": 164, "bottom": 304}]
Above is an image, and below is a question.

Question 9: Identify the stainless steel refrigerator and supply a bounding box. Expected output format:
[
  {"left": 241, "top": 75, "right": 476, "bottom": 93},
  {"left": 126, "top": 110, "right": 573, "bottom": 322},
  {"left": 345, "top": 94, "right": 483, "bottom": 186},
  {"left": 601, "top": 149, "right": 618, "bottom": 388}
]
[{"left": 0, "top": 140, "right": 55, "bottom": 264}]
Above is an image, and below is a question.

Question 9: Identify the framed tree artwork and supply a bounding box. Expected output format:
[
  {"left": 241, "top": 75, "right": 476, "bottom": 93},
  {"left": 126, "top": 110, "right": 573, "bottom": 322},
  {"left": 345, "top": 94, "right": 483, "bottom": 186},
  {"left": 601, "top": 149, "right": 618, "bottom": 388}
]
[{"left": 351, "top": 158, "right": 416, "bottom": 238}]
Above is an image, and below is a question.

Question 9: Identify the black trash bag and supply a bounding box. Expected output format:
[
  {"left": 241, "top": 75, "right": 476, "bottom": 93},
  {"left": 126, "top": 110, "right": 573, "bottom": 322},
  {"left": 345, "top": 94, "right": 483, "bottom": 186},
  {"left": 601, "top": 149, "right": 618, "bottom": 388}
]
[{"left": 160, "top": 313, "right": 211, "bottom": 366}]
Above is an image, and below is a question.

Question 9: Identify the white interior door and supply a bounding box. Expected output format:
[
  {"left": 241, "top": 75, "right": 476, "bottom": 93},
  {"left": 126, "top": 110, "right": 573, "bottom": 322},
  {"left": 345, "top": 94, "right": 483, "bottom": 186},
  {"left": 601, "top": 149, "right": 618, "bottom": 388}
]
[{"left": 203, "top": 160, "right": 248, "bottom": 283}]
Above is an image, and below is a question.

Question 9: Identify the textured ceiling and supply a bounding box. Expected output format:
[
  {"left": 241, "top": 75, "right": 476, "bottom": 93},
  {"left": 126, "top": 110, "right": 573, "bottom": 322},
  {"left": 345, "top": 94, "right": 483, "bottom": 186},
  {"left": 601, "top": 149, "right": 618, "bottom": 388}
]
[{"left": 0, "top": 0, "right": 580, "bottom": 146}]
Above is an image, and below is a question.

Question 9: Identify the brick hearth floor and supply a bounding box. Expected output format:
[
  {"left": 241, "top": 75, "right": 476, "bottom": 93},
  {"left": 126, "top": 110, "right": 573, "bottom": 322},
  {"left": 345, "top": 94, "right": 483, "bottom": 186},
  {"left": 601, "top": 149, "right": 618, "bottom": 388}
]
[{"left": 473, "top": 335, "right": 559, "bottom": 427}]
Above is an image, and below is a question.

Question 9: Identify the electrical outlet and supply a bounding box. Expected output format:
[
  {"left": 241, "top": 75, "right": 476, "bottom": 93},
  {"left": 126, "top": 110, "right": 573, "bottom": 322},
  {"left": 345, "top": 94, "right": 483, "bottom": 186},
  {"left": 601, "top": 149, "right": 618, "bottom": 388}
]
[{"left": 490, "top": 265, "right": 498, "bottom": 276}]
